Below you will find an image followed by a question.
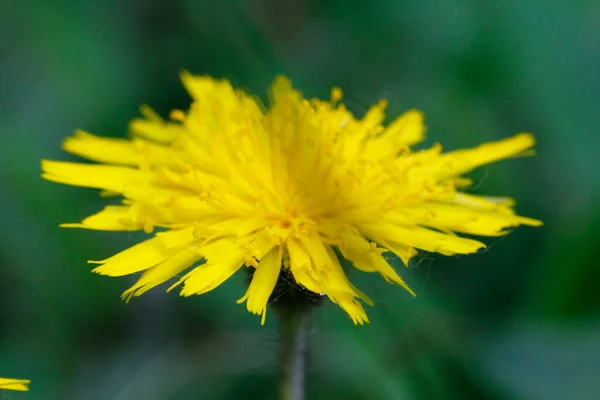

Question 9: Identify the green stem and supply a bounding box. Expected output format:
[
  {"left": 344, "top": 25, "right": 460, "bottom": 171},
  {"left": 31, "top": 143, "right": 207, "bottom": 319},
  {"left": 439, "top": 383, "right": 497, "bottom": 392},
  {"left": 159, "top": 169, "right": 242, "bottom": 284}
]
[{"left": 279, "top": 308, "right": 311, "bottom": 400}]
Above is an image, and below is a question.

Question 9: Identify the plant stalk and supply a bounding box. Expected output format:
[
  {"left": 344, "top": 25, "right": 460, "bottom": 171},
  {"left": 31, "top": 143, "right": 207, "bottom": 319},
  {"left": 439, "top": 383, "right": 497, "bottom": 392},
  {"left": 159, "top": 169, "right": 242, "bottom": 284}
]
[{"left": 279, "top": 308, "right": 311, "bottom": 400}]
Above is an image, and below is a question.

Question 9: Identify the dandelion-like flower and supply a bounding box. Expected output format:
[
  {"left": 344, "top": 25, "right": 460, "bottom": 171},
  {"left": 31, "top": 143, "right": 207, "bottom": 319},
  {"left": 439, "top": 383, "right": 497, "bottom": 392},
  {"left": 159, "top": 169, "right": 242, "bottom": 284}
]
[
  {"left": 0, "top": 377, "right": 30, "bottom": 391},
  {"left": 42, "top": 73, "right": 541, "bottom": 324}
]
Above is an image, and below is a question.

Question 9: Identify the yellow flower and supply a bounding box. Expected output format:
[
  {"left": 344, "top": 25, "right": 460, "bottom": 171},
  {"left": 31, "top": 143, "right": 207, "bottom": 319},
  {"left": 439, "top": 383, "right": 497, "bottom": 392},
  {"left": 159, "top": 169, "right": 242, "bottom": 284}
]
[
  {"left": 0, "top": 377, "right": 30, "bottom": 391},
  {"left": 42, "top": 73, "right": 541, "bottom": 325}
]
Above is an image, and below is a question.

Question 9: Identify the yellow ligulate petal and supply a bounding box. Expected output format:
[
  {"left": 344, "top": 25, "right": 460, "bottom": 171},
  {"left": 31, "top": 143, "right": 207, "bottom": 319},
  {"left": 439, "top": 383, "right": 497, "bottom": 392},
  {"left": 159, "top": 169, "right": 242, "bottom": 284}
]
[
  {"left": 452, "top": 177, "right": 474, "bottom": 188},
  {"left": 374, "top": 239, "right": 418, "bottom": 267},
  {"left": 60, "top": 205, "right": 142, "bottom": 231},
  {"left": 298, "top": 233, "right": 371, "bottom": 324},
  {"left": 395, "top": 202, "right": 534, "bottom": 236},
  {"left": 129, "top": 105, "right": 184, "bottom": 143},
  {"left": 325, "top": 245, "right": 374, "bottom": 306},
  {"left": 63, "top": 130, "right": 139, "bottom": 164},
  {"left": 41, "top": 160, "right": 149, "bottom": 193},
  {"left": 91, "top": 227, "right": 196, "bottom": 276},
  {"left": 384, "top": 109, "right": 426, "bottom": 147},
  {"left": 180, "top": 71, "right": 234, "bottom": 103},
  {"left": 364, "top": 109, "right": 425, "bottom": 159},
  {"left": 432, "top": 133, "right": 536, "bottom": 179},
  {"left": 246, "top": 229, "right": 278, "bottom": 261},
  {"left": 337, "top": 229, "right": 415, "bottom": 296},
  {"left": 515, "top": 215, "right": 543, "bottom": 227},
  {"left": 237, "top": 246, "right": 283, "bottom": 325},
  {"left": 63, "top": 130, "right": 175, "bottom": 167},
  {"left": 208, "top": 217, "right": 270, "bottom": 239},
  {"left": 323, "top": 246, "right": 371, "bottom": 325},
  {"left": 329, "top": 291, "right": 370, "bottom": 325},
  {"left": 452, "top": 192, "right": 512, "bottom": 209},
  {"left": 479, "top": 195, "right": 516, "bottom": 207},
  {"left": 42, "top": 160, "right": 186, "bottom": 201},
  {"left": 176, "top": 238, "right": 246, "bottom": 296},
  {"left": 287, "top": 238, "right": 324, "bottom": 293},
  {"left": 360, "top": 222, "right": 485, "bottom": 255},
  {"left": 0, "top": 378, "right": 30, "bottom": 391},
  {"left": 450, "top": 194, "right": 542, "bottom": 227},
  {"left": 121, "top": 248, "right": 202, "bottom": 301},
  {"left": 358, "top": 100, "right": 387, "bottom": 137}
]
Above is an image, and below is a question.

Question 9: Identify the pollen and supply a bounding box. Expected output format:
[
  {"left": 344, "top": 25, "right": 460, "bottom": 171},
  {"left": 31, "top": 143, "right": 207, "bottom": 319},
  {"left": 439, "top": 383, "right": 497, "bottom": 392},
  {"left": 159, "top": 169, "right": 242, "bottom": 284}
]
[{"left": 41, "top": 72, "right": 542, "bottom": 325}]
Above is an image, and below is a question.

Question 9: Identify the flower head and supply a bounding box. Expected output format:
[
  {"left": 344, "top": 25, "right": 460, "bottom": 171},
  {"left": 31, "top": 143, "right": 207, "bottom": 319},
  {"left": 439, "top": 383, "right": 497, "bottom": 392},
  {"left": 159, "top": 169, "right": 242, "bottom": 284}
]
[
  {"left": 0, "top": 377, "right": 30, "bottom": 391},
  {"left": 42, "top": 73, "right": 541, "bottom": 324}
]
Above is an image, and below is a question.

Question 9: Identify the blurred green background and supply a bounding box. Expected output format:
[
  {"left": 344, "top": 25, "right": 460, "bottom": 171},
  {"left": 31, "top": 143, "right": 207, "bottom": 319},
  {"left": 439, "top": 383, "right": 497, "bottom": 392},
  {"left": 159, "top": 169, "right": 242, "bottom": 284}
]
[{"left": 1, "top": 1, "right": 599, "bottom": 399}]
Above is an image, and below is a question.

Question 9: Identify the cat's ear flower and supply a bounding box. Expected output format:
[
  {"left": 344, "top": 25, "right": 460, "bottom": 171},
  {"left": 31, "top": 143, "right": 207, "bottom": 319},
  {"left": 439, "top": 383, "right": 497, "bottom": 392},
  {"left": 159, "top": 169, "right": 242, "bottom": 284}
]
[{"left": 42, "top": 73, "right": 541, "bottom": 325}]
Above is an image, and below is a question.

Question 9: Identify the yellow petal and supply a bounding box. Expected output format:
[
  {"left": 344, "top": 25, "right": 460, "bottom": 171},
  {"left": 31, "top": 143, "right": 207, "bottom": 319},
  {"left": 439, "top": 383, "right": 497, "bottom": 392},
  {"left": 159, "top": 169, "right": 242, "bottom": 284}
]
[
  {"left": 452, "top": 192, "right": 513, "bottom": 209},
  {"left": 0, "top": 378, "right": 30, "bottom": 391},
  {"left": 121, "top": 248, "right": 202, "bottom": 301},
  {"left": 360, "top": 222, "right": 485, "bottom": 255},
  {"left": 41, "top": 160, "right": 183, "bottom": 201},
  {"left": 396, "top": 202, "right": 538, "bottom": 236},
  {"left": 176, "top": 238, "right": 246, "bottom": 296},
  {"left": 452, "top": 177, "right": 474, "bottom": 188},
  {"left": 432, "top": 133, "right": 536, "bottom": 179},
  {"left": 41, "top": 160, "right": 149, "bottom": 193},
  {"left": 337, "top": 229, "right": 415, "bottom": 296},
  {"left": 358, "top": 100, "right": 387, "bottom": 137},
  {"left": 287, "top": 238, "right": 324, "bottom": 293},
  {"left": 374, "top": 239, "right": 418, "bottom": 267},
  {"left": 325, "top": 245, "right": 374, "bottom": 305},
  {"left": 180, "top": 71, "right": 234, "bottom": 103},
  {"left": 329, "top": 291, "right": 370, "bottom": 325},
  {"left": 364, "top": 109, "right": 425, "bottom": 159},
  {"left": 63, "top": 130, "right": 174, "bottom": 167},
  {"left": 246, "top": 228, "right": 278, "bottom": 260},
  {"left": 129, "top": 105, "right": 184, "bottom": 143},
  {"left": 60, "top": 205, "right": 142, "bottom": 231},
  {"left": 298, "top": 233, "right": 371, "bottom": 324},
  {"left": 323, "top": 246, "right": 372, "bottom": 325},
  {"left": 237, "top": 246, "right": 283, "bottom": 325},
  {"left": 91, "top": 227, "right": 196, "bottom": 276},
  {"left": 385, "top": 109, "right": 426, "bottom": 147}
]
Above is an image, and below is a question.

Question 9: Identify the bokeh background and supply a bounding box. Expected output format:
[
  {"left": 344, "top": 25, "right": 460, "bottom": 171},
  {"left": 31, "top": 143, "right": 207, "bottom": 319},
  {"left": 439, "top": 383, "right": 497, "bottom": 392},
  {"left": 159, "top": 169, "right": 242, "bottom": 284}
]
[{"left": 1, "top": 1, "right": 599, "bottom": 399}]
